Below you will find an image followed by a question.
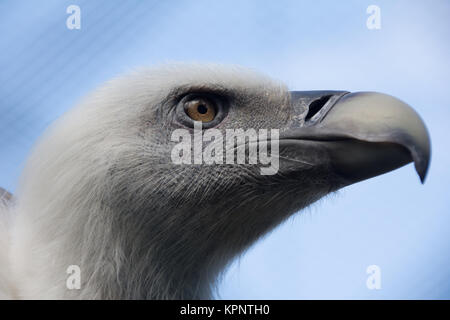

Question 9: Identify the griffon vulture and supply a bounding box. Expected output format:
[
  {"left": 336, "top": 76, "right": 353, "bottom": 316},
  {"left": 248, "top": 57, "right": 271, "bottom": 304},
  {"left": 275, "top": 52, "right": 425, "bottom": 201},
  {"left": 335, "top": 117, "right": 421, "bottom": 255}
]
[{"left": 0, "top": 64, "right": 430, "bottom": 299}]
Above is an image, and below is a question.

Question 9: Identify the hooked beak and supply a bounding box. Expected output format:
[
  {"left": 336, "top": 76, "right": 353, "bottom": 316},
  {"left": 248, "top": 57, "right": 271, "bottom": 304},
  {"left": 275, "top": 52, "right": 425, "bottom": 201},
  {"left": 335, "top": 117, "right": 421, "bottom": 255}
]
[{"left": 282, "top": 91, "right": 431, "bottom": 185}]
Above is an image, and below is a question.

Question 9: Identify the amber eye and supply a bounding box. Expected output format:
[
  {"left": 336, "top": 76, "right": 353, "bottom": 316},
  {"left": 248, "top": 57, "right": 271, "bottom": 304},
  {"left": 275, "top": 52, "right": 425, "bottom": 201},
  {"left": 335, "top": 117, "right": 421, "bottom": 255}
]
[{"left": 184, "top": 98, "right": 216, "bottom": 122}]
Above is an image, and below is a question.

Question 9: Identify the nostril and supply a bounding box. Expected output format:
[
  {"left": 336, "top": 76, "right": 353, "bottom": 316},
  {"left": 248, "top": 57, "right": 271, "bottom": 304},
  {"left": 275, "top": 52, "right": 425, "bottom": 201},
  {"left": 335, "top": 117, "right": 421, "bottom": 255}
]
[{"left": 305, "top": 95, "right": 332, "bottom": 121}]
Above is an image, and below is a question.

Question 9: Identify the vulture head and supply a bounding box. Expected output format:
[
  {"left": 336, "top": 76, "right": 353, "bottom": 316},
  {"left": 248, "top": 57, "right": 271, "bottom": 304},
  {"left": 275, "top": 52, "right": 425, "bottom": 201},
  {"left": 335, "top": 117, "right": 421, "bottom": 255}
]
[{"left": 4, "top": 64, "right": 430, "bottom": 299}]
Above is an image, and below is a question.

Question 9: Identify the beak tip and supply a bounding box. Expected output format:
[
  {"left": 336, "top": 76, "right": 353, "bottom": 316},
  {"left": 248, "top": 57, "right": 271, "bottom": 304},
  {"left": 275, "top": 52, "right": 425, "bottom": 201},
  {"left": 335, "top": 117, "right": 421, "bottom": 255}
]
[
  {"left": 414, "top": 134, "right": 431, "bottom": 184},
  {"left": 414, "top": 149, "right": 430, "bottom": 184},
  {"left": 417, "top": 160, "right": 430, "bottom": 184},
  {"left": 419, "top": 172, "right": 426, "bottom": 184}
]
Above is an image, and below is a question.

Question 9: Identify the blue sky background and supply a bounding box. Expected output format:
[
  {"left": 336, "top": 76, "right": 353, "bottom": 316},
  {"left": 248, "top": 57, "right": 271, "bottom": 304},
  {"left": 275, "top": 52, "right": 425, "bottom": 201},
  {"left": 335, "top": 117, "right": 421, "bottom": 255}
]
[{"left": 0, "top": 0, "right": 449, "bottom": 299}]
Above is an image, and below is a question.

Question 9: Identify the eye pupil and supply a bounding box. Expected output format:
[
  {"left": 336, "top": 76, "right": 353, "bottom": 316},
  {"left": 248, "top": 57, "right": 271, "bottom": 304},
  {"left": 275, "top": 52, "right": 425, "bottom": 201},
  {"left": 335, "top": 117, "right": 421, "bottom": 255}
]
[{"left": 197, "top": 104, "right": 208, "bottom": 114}]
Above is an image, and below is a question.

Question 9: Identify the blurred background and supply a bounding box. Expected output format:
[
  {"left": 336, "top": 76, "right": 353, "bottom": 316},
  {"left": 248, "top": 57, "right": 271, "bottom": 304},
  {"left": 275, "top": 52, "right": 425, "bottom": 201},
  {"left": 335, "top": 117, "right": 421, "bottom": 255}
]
[{"left": 0, "top": 0, "right": 449, "bottom": 299}]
